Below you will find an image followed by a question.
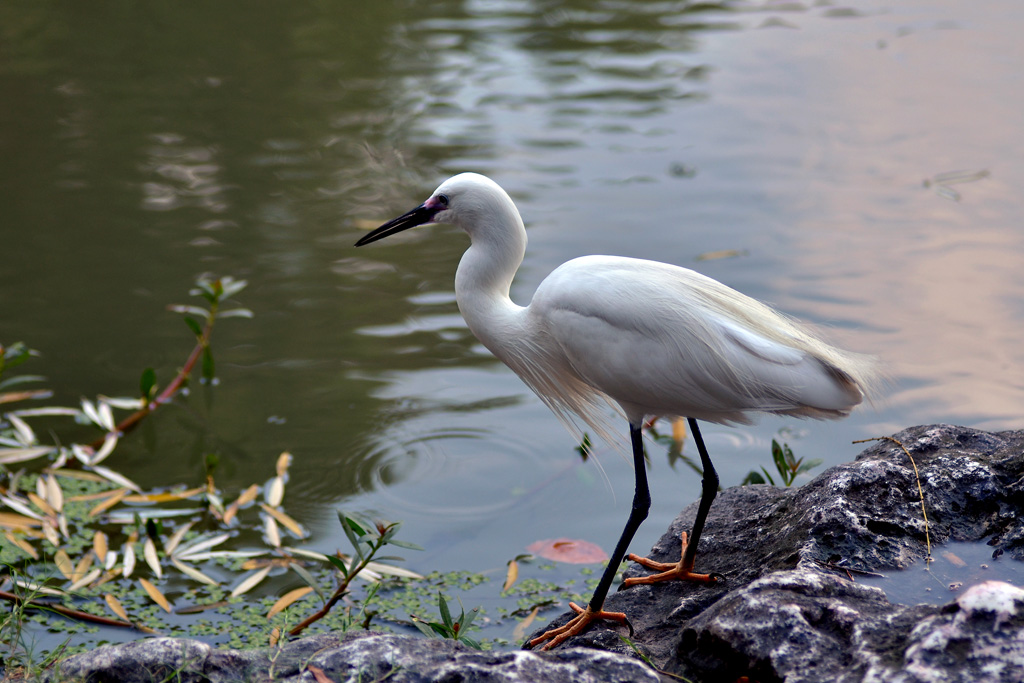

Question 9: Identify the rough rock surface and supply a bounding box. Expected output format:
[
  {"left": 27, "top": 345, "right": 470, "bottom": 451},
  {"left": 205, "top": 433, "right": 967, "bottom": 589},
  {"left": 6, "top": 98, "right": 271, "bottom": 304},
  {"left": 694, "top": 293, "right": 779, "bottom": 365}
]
[
  {"left": 531, "top": 424, "right": 1024, "bottom": 682},
  {"left": 47, "top": 425, "right": 1024, "bottom": 683}
]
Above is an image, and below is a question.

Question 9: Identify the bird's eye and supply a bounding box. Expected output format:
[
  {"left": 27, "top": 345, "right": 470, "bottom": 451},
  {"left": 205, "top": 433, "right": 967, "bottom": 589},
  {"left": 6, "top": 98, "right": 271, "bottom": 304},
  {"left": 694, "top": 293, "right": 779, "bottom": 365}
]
[{"left": 437, "top": 194, "right": 450, "bottom": 207}]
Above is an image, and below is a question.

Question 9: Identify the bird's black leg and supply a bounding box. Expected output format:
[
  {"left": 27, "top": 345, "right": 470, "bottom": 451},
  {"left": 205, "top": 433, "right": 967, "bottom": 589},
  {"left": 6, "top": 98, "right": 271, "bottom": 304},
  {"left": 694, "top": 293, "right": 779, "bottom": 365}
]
[
  {"left": 587, "top": 423, "right": 651, "bottom": 611},
  {"left": 680, "top": 417, "right": 718, "bottom": 572},
  {"left": 526, "top": 423, "right": 650, "bottom": 649}
]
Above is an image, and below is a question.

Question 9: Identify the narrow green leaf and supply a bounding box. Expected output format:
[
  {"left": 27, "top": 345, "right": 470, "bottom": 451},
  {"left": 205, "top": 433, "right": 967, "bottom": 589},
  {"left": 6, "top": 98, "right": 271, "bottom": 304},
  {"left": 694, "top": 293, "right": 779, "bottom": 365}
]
[
  {"left": 323, "top": 554, "right": 349, "bottom": 575},
  {"left": 182, "top": 316, "right": 204, "bottom": 338},
  {"left": 411, "top": 618, "right": 437, "bottom": 639},
  {"left": 387, "top": 539, "right": 424, "bottom": 552},
  {"left": 139, "top": 368, "right": 157, "bottom": 401},
  {"left": 201, "top": 346, "right": 215, "bottom": 381},
  {"left": 438, "top": 593, "right": 453, "bottom": 630},
  {"left": 759, "top": 466, "right": 777, "bottom": 487}
]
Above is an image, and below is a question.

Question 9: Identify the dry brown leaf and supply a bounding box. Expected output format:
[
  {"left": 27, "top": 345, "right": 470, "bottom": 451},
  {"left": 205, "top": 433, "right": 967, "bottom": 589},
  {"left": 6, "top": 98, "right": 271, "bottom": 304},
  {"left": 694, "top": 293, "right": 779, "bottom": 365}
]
[
  {"left": 42, "top": 519, "right": 60, "bottom": 547},
  {"left": 231, "top": 565, "right": 272, "bottom": 598},
  {"left": 104, "top": 593, "right": 131, "bottom": 622},
  {"left": 124, "top": 486, "right": 206, "bottom": 504},
  {"left": 943, "top": 551, "right": 967, "bottom": 568},
  {"left": 0, "top": 512, "right": 42, "bottom": 531},
  {"left": 269, "top": 627, "right": 281, "bottom": 648},
  {"left": 143, "top": 537, "right": 162, "bottom": 579},
  {"left": 89, "top": 489, "right": 128, "bottom": 517},
  {"left": 3, "top": 529, "right": 39, "bottom": 558},
  {"left": 276, "top": 452, "right": 292, "bottom": 477},
  {"left": 93, "top": 531, "right": 109, "bottom": 560},
  {"left": 236, "top": 484, "right": 260, "bottom": 506},
  {"left": 503, "top": 560, "right": 519, "bottom": 592},
  {"left": 260, "top": 503, "right": 305, "bottom": 538},
  {"left": 73, "top": 550, "right": 94, "bottom": 583},
  {"left": 170, "top": 558, "right": 219, "bottom": 586},
  {"left": 266, "top": 586, "right": 314, "bottom": 619},
  {"left": 27, "top": 492, "right": 57, "bottom": 518},
  {"left": 139, "top": 578, "right": 172, "bottom": 612},
  {"left": 526, "top": 538, "right": 608, "bottom": 564},
  {"left": 307, "top": 665, "right": 334, "bottom": 683},
  {"left": 54, "top": 549, "right": 74, "bottom": 580},
  {"left": 511, "top": 606, "right": 539, "bottom": 643}
]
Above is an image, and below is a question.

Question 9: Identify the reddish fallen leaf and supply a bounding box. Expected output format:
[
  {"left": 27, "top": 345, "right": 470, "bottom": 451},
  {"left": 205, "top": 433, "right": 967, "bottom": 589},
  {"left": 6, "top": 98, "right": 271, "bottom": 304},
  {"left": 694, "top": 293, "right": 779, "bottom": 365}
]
[
  {"left": 307, "top": 664, "right": 334, "bottom": 683},
  {"left": 526, "top": 538, "right": 607, "bottom": 564}
]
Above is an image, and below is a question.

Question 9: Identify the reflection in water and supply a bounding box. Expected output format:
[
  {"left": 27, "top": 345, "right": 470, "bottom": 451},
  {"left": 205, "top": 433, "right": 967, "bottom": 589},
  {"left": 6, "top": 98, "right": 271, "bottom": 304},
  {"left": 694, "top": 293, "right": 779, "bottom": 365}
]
[{"left": 2, "top": 0, "right": 1024, "bottom": 648}]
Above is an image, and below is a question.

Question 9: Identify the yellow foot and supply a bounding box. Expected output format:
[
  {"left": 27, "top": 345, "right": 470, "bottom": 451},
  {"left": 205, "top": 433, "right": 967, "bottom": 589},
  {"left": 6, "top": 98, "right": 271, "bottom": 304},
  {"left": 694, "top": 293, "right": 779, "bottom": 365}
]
[
  {"left": 527, "top": 602, "right": 631, "bottom": 651},
  {"left": 622, "top": 531, "right": 721, "bottom": 586}
]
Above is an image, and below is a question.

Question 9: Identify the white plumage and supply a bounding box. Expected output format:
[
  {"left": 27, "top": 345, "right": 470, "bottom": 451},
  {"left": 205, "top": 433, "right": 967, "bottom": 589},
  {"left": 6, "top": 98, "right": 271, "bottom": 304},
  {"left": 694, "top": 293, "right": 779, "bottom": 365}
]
[{"left": 356, "top": 171, "right": 876, "bottom": 649}]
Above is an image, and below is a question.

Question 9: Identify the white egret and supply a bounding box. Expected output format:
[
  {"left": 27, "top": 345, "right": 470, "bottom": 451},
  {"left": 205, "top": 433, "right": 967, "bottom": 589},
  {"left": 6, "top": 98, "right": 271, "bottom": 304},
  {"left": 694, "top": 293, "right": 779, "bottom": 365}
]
[{"left": 355, "top": 173, "right": 876, "bottom": 650}]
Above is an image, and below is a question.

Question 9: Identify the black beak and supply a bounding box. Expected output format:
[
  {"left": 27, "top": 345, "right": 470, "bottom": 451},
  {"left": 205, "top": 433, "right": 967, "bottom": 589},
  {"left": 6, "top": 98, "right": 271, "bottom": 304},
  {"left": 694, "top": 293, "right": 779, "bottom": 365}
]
[{"left": 355, "top": 202, "right": 440, "bottom": 247}]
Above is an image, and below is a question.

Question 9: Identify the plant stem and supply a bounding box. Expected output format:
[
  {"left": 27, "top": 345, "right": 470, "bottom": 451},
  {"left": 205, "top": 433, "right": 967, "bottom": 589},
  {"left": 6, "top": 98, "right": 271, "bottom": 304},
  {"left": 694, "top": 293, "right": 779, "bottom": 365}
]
[
  {"left": 288, "top": 544, "right": 382, "bottom": 637},
  {"left": 87, "top": 314, "right": 215, "bottom": 451},
  {"left": 0, "top": 590, "right": 137, "bottom": 629}
]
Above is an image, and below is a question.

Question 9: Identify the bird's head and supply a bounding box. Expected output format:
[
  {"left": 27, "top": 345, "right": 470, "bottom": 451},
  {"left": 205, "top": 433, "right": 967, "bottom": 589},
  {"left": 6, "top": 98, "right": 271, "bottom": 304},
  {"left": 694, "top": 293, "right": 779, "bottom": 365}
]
[{"left": 354, "top": 173, "right": 518, "bottom": 247}]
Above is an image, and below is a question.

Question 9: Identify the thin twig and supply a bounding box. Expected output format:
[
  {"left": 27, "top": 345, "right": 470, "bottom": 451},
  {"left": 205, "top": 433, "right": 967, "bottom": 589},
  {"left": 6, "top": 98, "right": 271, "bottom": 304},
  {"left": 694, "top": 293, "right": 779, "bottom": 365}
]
[
  {"left": 0, "top": 590, "right": 137, "bottom": 629},
  {"left": 853, "top": 435, "right": 932, "bottom": 559}
]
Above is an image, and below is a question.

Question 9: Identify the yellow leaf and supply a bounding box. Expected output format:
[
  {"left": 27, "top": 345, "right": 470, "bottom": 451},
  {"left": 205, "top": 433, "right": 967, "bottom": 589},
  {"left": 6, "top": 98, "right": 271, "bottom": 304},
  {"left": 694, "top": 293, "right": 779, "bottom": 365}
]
[
  {"left": 52, "top": 468, "right": 107, "bottom": 483},
  {"left": 269, "top": 627, "right": 280, "bottom": 648},
  {"left": 267, "top": 477, "right": 285, "bottom": 507},
  {"left": 74, "top": 549, "right": 94, "bottom": 583},
  {"left": 54, "top": 549, "right": 74, "bottom": 580},
  {"left": 672, "top": 417, "right": 688, "bottom": 444},
  {"left": 264, "top": 516, "right": 281, "bottom": 548},
  {"left": 123, "top": 487, "right": 206, "bottom": 504},
  {"left": 93, "top": 531, "right": 109, "bottom": 560},
  {"left": 139, "top": 578, "right": 172, "bottom": 612},
  {"left": 68, "top": 568, "right": 101, "bottom": 592},
  {"left": 503, "top": 559, "right": 519, "bottom": 592},
  {"left": 3, "top": 529, "right": 38, "bottom": 559},
  {"left": 27, "top": 492, "right": 57, "bottom": 518},
  {"left": 163, "top": 520, "right": 194, "bottom": 556},
  {"left": 511, "top": 606, "right": 539, "bottom": 643},
  {"left": 144, "top": 537, "right": 162, "bottom": 579},
  {"left": 260, "top": 503, "right": 306, "bottom": 538},
  {"left": 0, "top": 512, "right": 42, "bottom": 530},
  {"left": 42, "top": 520, "right": 60, "bottom": 547},
  {"left": 276, "top": 452, "right": 292, "bottom": 477},
  {"left": 170, "top": 558, "right": 219, "bottom": 586},
  {"left": 231, "top": 565, "right": 272, "bottom": 598},
  {"left": 88, "top": 489, "right": 128, "bottom": 517},
  {"left": 236, "top": 484, "right": 260, "bottom": 506},
  {"left": 104, "top": 593, "right": 131, "bottom": 622},
  {"left": 44, "top": 475, "right": 64, "bottom": 513},
  {"left": 267, "top": 586, "right": 314, "bottom": 619}
]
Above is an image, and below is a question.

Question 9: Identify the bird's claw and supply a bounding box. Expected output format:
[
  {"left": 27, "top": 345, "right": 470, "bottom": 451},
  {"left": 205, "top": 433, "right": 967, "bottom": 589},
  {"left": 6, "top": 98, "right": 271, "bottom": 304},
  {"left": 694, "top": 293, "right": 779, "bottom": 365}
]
[
  {"left": 621, "top": 531, "right": 721, "bottom": 587},
  {"left": 525, "top": 602, "right": 631, "bottom": 651}
]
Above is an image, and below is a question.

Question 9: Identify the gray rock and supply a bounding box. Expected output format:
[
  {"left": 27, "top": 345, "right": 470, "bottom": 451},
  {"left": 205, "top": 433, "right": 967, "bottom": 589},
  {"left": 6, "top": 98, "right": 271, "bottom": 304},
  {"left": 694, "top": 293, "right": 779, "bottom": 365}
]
[
  {"left": 48, "top": 425, "right": 1024, "bottom": 683},
  {"left": 47, "top": 631, "right": 660, "bottom": 682},
  {"left": 531, "top": 424, "right": 1024, "bottom": 682}
]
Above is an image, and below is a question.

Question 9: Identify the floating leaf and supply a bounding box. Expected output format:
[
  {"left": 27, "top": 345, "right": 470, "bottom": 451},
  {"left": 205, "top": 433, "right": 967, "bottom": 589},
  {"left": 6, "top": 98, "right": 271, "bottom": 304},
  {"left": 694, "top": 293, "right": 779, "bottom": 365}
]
[
  {"left": 172, "top": 532, "right": 230, "bottom": 560},
  {"left": 260, "top": 503, "right": 305, "bottom": 538},
  {"left": 3, "top": 529, "right": 39, "bottom": 558},
  {"left": 44, "top": 475, "right": 63, "bottom": 513},
  {"left": 144, "top": 537, "right": 162, "bottom": 579},
  {"left": 275, "top": 452, "right": 292, "bottom": 477},
  {"left": 266, "top": 476, "right": 285, "bottom": 507},
  {"left": 267, "top": 586, "right": 314, "bottom": 619},
  {"left": 163, "top": 521, "right": 193, "bottom": 556},
  {"left": 503, "top": 559, "right": 519, "bottom": 592},
  {"left": 68, "top": 568, "right": 101, "bottom": 592},
  {"left": 123, "top": 542, "right": 136, "bottom": 578},
  {"left": 7, "top": 413, "right": 36, "bottom": 446},
  {"left": 89, "top": 466, "right": 141, "bottom": 492},
  {"left": 1, "top": 495, "right": 45, "bottom": 520},
  {"left": 104, "top": 593, "right": 131, "bottom": 622},
  {"left": 42, "top": 519, "right": 60, "bottom": 546},
  {"left": 54, "top": 549, "right": 75, "bottom": 580},
  {"left": 124, "top": 486, "right": 206, "bottom": 504},
  {"left": 0, "top": 446, "right": 54, "bottom": 464},
  {"left": 88, "top": 489, "right": 128, "bottom": 517},
  {"left": 231, "top": 565, "right": 272, "bottom": 597},
  {"left": 511, "top": 606, "right": 539, "bottom": 643},
  {"left": 90, "top": 433, "right": 119, "bottom": 466},
  {"left": 264, "top": 516, "right": 281, "bottom": 548},
  {"left": 27, "top": 492, "right": 57, "bottom": 518},
  {"left": 170, "top": 558, "right": 219, "bottom": 586},
  {"left": 139, "top": 578, "right": 172, "bottom": 612},
  {"left": 526, "top": 538, "right": 608, "bottom": 564},
  {"left": 74, "top": 550, "right": 94, "bottom": 583}
]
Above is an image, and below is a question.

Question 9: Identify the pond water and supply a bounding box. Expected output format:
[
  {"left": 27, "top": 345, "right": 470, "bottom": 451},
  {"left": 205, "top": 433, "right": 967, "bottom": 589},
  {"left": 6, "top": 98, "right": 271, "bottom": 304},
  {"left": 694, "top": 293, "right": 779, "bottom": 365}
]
[{"left": 2, "top": 0, "right": 1023, "bottom": 649}]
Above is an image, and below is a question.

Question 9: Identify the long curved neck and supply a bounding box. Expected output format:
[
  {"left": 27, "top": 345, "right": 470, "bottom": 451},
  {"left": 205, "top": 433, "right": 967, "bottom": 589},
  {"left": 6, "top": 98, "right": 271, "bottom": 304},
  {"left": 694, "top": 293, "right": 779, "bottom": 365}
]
[{"left": 454, "top": 204, "right": 529, "bottom": 357}]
